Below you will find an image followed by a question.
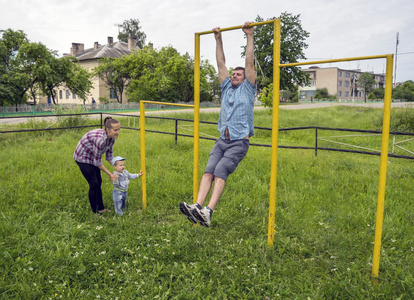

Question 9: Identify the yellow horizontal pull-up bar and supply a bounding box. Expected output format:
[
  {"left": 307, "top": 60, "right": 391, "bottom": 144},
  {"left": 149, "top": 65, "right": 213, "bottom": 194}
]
[
  {"left": 196, "top": 19, "right": 277, "bottom": 36},
  {"left": 281, "top": 54, "right": 391, "bottom": 68}
]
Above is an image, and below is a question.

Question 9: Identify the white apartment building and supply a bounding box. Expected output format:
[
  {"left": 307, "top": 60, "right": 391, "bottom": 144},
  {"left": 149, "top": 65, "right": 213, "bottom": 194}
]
[{"left": 299, "top": 66, "right": 385, "bottom": 101}]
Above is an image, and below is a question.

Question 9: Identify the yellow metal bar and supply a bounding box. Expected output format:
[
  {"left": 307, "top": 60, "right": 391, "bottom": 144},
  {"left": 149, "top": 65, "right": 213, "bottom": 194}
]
[
  {"left": 139, "top": 100, "right": 147, "bottom": 210},
  {"left": 139, "top": 100, "right": 195, "bottom": 210},
  {"left": 193, "top": 34, "right": 201, "bottom": 203},
  {"left": 142, "top": 101, "right": 194, "bottom": 108},
  {"left": 197, "top": 20, "right": 276, "bottom": 36},
  {"left": 267, "top": 18, "right": 281, "bottom": 247},
  {"left": 281, "top": 54, "right": 389, "bottom": 68},
  {"left": 371, "top": 54, "right": 394, "bottom": 281}
]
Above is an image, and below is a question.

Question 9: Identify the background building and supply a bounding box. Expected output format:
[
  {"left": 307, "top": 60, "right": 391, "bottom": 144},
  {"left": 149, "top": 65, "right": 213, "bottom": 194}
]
[
  {"left": 299, "top": 66, "right": 385, "bottom": 101},
  {"left": 40, "top": 36, "right": 140, "bottom": 105}
]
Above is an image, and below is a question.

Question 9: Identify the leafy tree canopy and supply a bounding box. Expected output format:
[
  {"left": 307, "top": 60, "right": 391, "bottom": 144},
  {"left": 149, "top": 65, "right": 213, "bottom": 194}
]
[
  {"left": 126, "top": 46, "right": 216, "bottom": 103},
  {"left": 357, "top": 72, "right": 376, "bottom": 102},
  {"left": 1, "top": 28, "right": 93, "bottom": 106},
  {"left": 118, "top": 19, "right": 146, "bottom": 49},
  {"left": 393, "top": 80, "right": 414, "bottom": 101},
  {"left": 95, "top": 45, "right": 216, "bottom": 104},
  {"left": 242, "top": 13, "right": 310, "bottom": 91}
]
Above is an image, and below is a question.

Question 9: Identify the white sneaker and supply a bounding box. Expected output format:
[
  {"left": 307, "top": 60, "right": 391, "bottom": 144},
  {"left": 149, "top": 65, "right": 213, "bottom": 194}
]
[
  {"left": 193, "top": 207, "right": 211, "bottom": 227},
  {"left": 179, "top": 202, "right": 198, "bottom": 224}
]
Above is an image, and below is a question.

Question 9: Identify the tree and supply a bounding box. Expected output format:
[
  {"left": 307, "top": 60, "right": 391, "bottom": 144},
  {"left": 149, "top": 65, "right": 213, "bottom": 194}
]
[
  {"left": 0, "top": 29, "right": 29, "bottom": 105},
  {"left": 118, "top": 19, "right": 146, "bottom": 49},
  {"left": 393, "top": 80, "right": 414, "bottom": 101},
  {"left": 125, "top": 45, "right": 215, "bottom": 103},
  {"left": 357, "top": 72, "right": 376, "bottom": 102},
  {"left": 258, "top": 83, "right": 299, "bottom": 109},
  {"left": 0, "top": 29, "right": 93, "bottom": 106},
  {"left": 64, "top": 59, "right": 93, "bottom": 104},
  {"left": 94, "top": 56, "right": 130, "bottom": 104},
  {"left": 242, "top": 13, "right": 310, "bottom": 91},
  {"left": 368, "top": 87, "right": 385, "bottom": 100},
  {"left": 314, "top": 88, "right": 335, "bottom": 100}
]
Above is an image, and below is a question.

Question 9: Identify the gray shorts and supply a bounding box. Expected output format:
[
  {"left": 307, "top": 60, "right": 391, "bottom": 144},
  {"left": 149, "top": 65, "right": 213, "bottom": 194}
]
[{"left": 204, "top": 138, "right": 250, "bottom": 181}]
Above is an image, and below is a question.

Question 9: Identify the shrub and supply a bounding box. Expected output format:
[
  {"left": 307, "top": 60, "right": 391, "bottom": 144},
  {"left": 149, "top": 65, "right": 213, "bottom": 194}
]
[{"left": 53, "top": 105, "right": 89, "bottom": 128}]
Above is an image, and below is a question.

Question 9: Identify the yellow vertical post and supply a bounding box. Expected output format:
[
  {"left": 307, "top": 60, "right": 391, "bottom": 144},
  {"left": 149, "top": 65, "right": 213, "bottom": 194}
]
[
  {"left": 267, "top": 18, "right": 281, "bottom": 247},
  {"left": 139, "top": 100, "right": 147, "bottom": 210},
  {"left": 371, "top": 54, "right": 394, "bottom": 281},
  {"left": 193, "top": 33, "right": 201, "bottom": 203}
]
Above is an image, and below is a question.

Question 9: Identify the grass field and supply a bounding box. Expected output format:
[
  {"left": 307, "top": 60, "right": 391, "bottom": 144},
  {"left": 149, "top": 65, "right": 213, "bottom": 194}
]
[{"left": 1, "top": 106, "right": 413, "bottom": 299}]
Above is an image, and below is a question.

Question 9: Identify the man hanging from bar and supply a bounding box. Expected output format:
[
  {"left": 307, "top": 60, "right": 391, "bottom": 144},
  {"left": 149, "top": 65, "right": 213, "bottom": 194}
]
[{"left": 180, "top": 21, "right": 257, "bottom": 227}]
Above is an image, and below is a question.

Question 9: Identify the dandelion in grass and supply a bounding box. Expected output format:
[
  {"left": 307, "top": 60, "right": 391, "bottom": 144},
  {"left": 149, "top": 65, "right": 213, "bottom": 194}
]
[{"left": 96, "top": 226, "right": 103, "bottom": 230}]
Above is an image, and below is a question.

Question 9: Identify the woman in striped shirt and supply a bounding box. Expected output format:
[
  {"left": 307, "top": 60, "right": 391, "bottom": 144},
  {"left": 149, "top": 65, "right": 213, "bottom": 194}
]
[{"left": 74, "top": 117, "right": 121, "bottom": 214}]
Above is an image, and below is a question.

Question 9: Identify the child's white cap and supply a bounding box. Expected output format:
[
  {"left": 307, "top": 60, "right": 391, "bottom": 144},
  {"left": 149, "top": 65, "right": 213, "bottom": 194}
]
[{"left": 111, "top": 156, "right": 126, "bottom": 166}]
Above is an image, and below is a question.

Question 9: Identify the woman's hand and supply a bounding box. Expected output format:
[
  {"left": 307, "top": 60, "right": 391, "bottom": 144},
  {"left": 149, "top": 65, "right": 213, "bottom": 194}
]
[{"left": 110, "top": 173, "right": 118, "bottom": 182}]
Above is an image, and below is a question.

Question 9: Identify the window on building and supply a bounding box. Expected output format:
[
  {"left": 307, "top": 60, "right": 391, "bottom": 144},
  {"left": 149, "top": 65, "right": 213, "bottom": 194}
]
[
  {"left": 338, "top": 81, "right": 342, "bottom": 86},
  {"left": 338, "top": 71, "right": 342, "bottom": 77},
  {"left": 73, "top": 93, "right": 76, "bottom": 99},
  {"left": 338, "top": 91, "right": 342, "bottom": 97},
  {"left": 59, "top": 90, "right": 63, "bottom": 99},
  {"left": 359, "top": 92, "right": 362, "bottom": 97},
  {"left": 345, "top": 72, "right": 350, "bottom": 78},
  {"left": 66, "top": 90, "right": 70, "bottom": 99},
  {"left": 110, "top": 89, "right": 116, "bottom": 99},
  {"left": 345, "top": 92, "right": 349, "bottom": 97},
  {"left": 345, "top": 81, "right": 350, "bottom": 87}
]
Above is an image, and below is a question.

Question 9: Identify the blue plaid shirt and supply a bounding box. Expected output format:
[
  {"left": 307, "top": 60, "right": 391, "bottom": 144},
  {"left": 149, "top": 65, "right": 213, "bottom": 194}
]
[{"left": 218, "top": 77, "right": 256, "bottom": 140}]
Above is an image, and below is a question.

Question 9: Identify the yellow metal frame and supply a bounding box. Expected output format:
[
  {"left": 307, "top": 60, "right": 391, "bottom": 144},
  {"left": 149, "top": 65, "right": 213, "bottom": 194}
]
[
  {"left": 139, "top": 19, "right": 392, "bottom": 281},
  {"left": 277, "top": 55, "right": 393, "bottom": 281},
  {"left": 194, "top": 19, "right": 393, "bottom": 281},
  {"left": 139, "top": 100, "right": 194, "bottom": 209}
]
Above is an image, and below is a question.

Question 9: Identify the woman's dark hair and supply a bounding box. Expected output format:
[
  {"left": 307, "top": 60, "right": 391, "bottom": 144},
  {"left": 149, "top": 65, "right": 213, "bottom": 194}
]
[{"left": 104, "top": 117, "right": 120, "bottom": 131}]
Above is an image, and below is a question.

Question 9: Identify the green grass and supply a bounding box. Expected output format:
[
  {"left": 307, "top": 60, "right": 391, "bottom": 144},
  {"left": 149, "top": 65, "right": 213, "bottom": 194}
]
[{"left": 0, "top": 107, "right": 413, "bottom": 299}]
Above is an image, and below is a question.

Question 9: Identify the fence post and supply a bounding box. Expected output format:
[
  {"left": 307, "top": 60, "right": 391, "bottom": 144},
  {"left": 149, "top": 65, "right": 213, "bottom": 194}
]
[
  {"left": 315, "top": 128, "right": 318, "bottom": 156},
  {"left": 175, "top": 119, "right": 178, "bottom": 145}
]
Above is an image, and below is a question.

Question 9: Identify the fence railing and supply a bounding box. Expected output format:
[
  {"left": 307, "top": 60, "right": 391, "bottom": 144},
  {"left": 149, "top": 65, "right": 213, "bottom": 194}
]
[
  {"left": 1, "top": 112, "right": 414, "bottom": 160},
  {"left": 0, "top": 101, "right": 222, "bottom": 117}
]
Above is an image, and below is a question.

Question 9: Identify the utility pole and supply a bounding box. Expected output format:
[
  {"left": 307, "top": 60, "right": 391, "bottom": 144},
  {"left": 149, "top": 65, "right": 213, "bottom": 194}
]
[{"left": 394, "top": 32, "right": 399, "bottom": 87}]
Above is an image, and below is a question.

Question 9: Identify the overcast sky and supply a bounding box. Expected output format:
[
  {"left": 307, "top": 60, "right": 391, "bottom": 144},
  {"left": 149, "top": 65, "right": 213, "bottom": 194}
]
[{"left": 1, "top": 0, "right": 413, "bottom": 82}]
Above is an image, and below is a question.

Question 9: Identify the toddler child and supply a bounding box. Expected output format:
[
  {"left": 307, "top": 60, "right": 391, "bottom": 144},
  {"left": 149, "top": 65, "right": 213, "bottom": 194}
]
[{"left": 111, "top": 156, "right": 143, "bottom": 216}]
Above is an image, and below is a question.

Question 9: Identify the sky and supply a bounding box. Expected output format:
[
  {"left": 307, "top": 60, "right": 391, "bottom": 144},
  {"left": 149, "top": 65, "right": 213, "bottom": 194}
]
[{"left": 1, "top": 0, "right": 413, "bottom": 83}]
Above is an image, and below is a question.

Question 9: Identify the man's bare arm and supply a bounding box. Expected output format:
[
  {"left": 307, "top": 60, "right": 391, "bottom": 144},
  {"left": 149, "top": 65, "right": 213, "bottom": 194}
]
[
  {"left": 213, "top": 27, "right": 229, "bottom": 85},
  {"left": 242, "top": 21, "right": 256, "bottom": 84}
]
